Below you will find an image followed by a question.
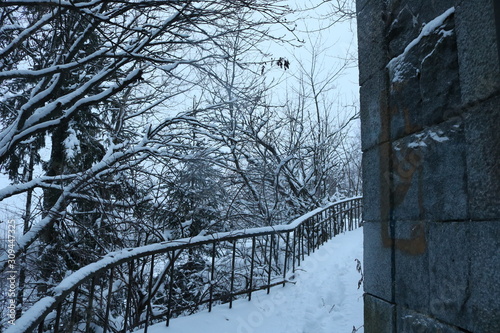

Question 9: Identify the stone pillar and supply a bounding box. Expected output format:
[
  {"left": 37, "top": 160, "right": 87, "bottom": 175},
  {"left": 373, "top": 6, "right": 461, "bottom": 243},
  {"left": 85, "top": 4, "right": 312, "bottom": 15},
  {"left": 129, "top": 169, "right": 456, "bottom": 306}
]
[{"left": 357, "top": 0, "right": 500, "bottom": 332}]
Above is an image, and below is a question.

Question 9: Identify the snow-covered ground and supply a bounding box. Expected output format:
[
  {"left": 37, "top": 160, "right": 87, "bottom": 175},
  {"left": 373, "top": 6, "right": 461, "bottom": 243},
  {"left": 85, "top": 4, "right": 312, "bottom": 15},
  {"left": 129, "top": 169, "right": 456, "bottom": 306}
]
[{"left": 137, "top": 227, "right": 364, "bottom": 333}]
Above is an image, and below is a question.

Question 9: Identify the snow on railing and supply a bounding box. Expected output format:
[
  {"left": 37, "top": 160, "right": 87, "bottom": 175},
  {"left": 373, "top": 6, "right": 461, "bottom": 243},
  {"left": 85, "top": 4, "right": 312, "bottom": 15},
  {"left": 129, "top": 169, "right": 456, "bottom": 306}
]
[{"left": 5, "top": 197, "right": 362, "bottom": 333}]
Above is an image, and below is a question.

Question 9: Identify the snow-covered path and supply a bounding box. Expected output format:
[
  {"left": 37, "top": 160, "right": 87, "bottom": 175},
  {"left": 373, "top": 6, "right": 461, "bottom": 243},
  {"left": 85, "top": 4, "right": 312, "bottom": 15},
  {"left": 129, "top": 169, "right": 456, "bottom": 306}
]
[{"left": 137, "top": 227, "right": 364, "bottom": 333}]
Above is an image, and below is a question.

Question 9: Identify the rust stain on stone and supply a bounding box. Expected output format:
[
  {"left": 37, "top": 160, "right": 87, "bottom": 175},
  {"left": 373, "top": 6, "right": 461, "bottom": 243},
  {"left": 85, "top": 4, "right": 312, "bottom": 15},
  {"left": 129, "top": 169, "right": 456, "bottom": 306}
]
[
  {"left": 402, "top": 107, "right": 421, "bottom": 135},
  {"left": 381, "top": 220, "right": 426, "bottom": 255},
  {"left": 378, "top": 80, "right": 427, "bottom": 255}
]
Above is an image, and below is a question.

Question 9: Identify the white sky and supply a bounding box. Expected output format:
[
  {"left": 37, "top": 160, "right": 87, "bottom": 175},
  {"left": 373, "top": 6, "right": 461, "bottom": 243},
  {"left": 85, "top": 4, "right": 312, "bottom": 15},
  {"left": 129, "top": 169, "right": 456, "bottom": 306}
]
[{"left": 265, "top": 0, "right": 360, "bottom": 134}]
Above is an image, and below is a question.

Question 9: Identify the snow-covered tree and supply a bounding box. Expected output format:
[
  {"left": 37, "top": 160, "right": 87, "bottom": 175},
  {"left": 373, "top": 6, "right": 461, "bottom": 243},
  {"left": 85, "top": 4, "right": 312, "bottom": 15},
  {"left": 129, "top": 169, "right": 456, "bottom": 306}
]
[
  {"left": 0, "top": 0, "right": 294, "bottom": 324},
  {"left": 0, "top": 0, "right": 360, "bottom": 329}
]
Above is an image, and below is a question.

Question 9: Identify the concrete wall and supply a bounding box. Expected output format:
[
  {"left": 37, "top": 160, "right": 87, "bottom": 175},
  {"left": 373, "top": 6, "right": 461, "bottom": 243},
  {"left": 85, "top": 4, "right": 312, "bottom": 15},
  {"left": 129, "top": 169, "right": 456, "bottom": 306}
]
[{"left": 357, "top": 0, "right": 500, "bottom": 332}]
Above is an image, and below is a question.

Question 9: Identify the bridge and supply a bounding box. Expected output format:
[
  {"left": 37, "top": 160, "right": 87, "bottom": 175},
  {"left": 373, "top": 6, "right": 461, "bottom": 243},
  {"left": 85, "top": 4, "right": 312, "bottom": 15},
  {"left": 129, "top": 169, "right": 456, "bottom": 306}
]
[{"left": 6, "top": 197, "right": 362, "bottom": 333}]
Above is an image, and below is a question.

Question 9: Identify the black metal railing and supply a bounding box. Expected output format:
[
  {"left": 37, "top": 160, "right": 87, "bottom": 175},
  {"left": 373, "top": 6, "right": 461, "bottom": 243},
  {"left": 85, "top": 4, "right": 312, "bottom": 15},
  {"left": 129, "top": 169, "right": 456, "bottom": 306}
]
[{"left": 6, "top": 197, "right": 362, "bottom": 333}]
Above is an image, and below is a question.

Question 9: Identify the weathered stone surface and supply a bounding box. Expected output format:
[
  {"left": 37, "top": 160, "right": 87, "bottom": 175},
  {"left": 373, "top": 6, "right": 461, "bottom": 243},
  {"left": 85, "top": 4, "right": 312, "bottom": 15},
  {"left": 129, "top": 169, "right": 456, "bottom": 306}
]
[
  {"left": 466, "top": 222, "right": 500, "bottom": 333},
  {"left": 427, "top": 221, "right": 500, "bottom": 332},
  {"left": 419, "top": 120, "right": 468, "bottom": 221},
  {"left": 419, "top": 26, "right": 461, "bottom": 126},
  {"left": 356, "top": 0, "right": 387, "bottom": 86},
  {"left": 390, "top": 119, "right": 468, "bottom": 222},
  {"left": 397, "top": 306, "right": 467, "bottom": 333},
  {"left": 455, "top": 0, "right": 500, "bottom": 104},
  {"left": 386, "top": 0, "right": 457, "bottom": 59},
  {"left": 387, "top": 11, "right": 460, "bottom": 141},
  {"left": 393, "top": 220, "right": 429, "bottom": 312},
  {"left": 358, "top": 0, "right": 500, "bottom": 332},
  {"left": 464, "top": 95, "right": 500, "bottom": 221},
  {"left": 428, "top": 221, "right": 500, "bottom": 332},
  {"left": 362, "top": 143, "right": 391, "bottom": 222},
  {"left": 363, "top": 222, "right": 394, "bottom": 301},
  {"left": 364, "top": 294, "right": 395, "bottom": 333},
  {"left": 428, "top": 222, "right": 470, "bottom": 326},
  {"left": 359, "top": 72, "right": 389, "bottom": 151}
]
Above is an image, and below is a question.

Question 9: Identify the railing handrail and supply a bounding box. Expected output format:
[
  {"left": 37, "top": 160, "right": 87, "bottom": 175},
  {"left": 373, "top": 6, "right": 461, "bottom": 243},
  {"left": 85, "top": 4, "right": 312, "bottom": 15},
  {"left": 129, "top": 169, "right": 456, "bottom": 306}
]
[{"left": 6, "top": 196, "right": 362, "bottom": 333}]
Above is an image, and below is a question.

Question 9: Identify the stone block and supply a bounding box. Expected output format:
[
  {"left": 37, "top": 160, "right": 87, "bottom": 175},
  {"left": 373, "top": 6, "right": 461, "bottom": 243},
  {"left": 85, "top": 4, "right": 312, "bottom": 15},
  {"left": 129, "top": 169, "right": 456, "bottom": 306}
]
[
  {"left": 428, "top": 222, "right": 470, "bottom": 326},
  {"left": 386, "top": 2, "right": 423, "bottom": 59},
  {"left": 425, "top": 221, "right": 500, "bottom": 333},
  {"left": 465, "top": 222, "right": 500, "bottom": 333},
  {"left": 362, "top": 143, "right": 391, "bottom": 222},
  {"left": 363, "top": 221, "right": 394, "bottom": 301},
  {"left": 464, "top": 96, "right": 500, "bottom": 221},
  {"left": 397, "top": 306, "right": 467, "bottom": 333},
  {"left": 393, "top": 220, "right": 429, "bottom": 312},
  {"left": 355, "top": 0, "right": 372, "bottom": 13},
  {"left": 364, "top": 294, "right": 395, "bottom": 333},
  {"left": 360, "top": 72, "right": 390, "bottom": 151},
  {"left": 387, "top": 10, "right": 460, "bottom": 141},
  {"left": 419, "top": 24, "right": 461, "bottom": 126},
  {"left": 419, "top": 120, "right": 468, "bottom": 221},
  {"left": 356, "top": 0, "right": 387, "bottom": 86},
  {"left": 455, "top": 0, "right": 500, "bottom": 104},
  {"left": 390, "top": 118, "right": 468, "bottom": 222},
  {"left": 389, "top": 138, "right": 421, "bottom": 221},
  {"left": 386, "top": 0, "right": 457, "bottom": 59}
]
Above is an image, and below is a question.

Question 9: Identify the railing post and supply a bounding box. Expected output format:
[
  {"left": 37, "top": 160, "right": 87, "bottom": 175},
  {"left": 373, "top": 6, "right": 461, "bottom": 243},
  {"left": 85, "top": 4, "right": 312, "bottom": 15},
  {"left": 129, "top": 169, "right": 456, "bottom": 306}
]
[
  {"left": 349, "top": 200, "right": 353, "bottom": 231},
  {"left": 123, "top": 263, "right": 133, "bottom": 333},
  {"left": 209, "top": 242, "right": 216, "bottom": 312},
  {"left": 248, "top": 236, "right": 256, "bottom": 301},
  {"left": 357, "top": 199, "right": 361, "bottom": 227},
  {"left": 307, "top": 218, "right": 311, "bottom": 256},
  {"left": 320, "top": 214, "right": 324, "bottom": 246},
  {"left": 283, "top": 232, "right": 290, "bottom": 286},
  {"left": 321, "top": 214, "right": 326, "bottom": 246},
  {"left": 300, "top": 224, "right": 305, "bottom": 262},
  {"left": 355, "top": 199, "right": 358, "bottom": 227},
  {"left": 333, "top": 206, "right": 336, "bottom": 235},
  {"left": 359, "top": 198, "right": 362, "bottom": 226},
  {"left": 54, "top": 302, "right": 62, "bottom": 333},
  {"left": 345, "top": 201, "right": 348, "bottom": 231},
  {"left": 327, "top": 207, "right": 332, "bottom": 239},
  {"left": 166, "top": 252, "right": 176, "bottom": 327},
  {"left": 317, "top": 214, "right": 321, "bottom": 248},
  {"left": 321, "top": 214, "right": 325, "bottom": 247},
  {"left": 338, "top": 202, "right": 342, "bottom": 233},
  {"left": 311, "top": 216, "right": 316, "bottom": 253},
  {"left": 356, "top": 199, "right": 359, "bottom": 226},
  {"left": 267, "top": 234, "right": 274, "bottom": 294},
  {"left": 144, "top": 255, "right": 155, "bottom": 333},
  {"left": 229, "top": 240, "right": 236, "bottom": 309},
  {"left": 341, "top": 201, "right": 347, "bottom": 232},
  {"left": 297, "top": 225, "right": 302, "bottom": 266},
  {"left": 334, "top": 206, "right": 338, "bottom": 236},
  {"left": 275, "top": 234, "right": 280, "bottom": 269},
  {"left": 292, "top": 228, "right": 297, "bottom": 272},
  {"left": 346, "top": 201, "right": 350, "bottom": 231},
  {"left": 69, "top": 288, "right": 79, "bottom": 332}
]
